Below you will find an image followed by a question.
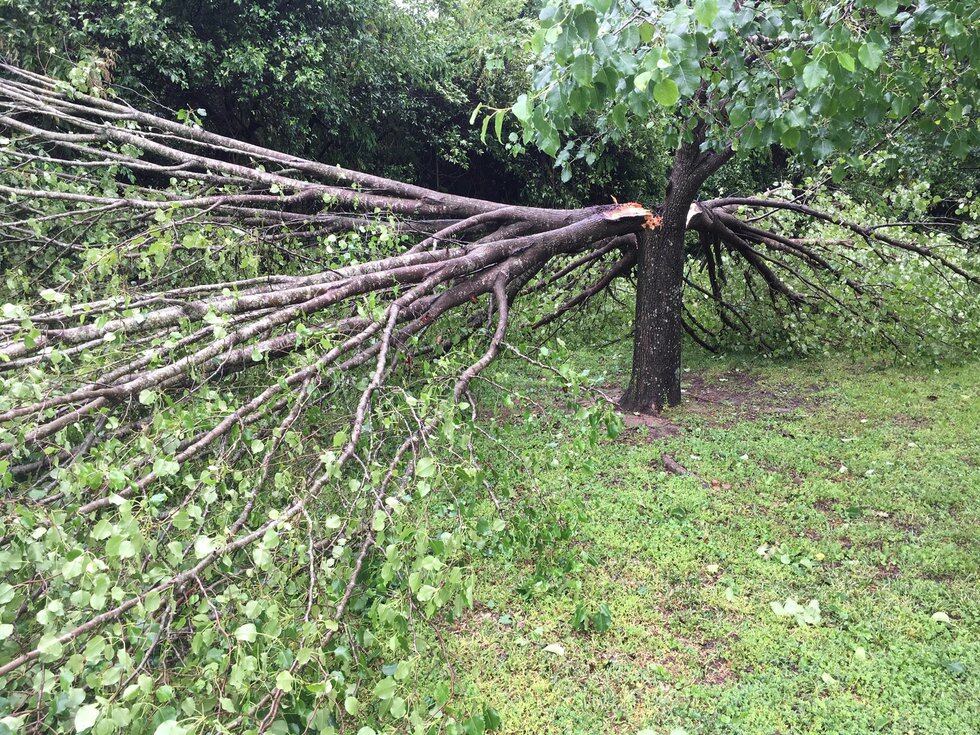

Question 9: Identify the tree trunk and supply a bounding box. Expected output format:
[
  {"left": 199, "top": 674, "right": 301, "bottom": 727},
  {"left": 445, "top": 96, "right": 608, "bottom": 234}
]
[
  {"left": 620, "top": 142, "right": 708, "bottom": 413},
  {"left": 619, "top": 201, "right": 689, "bottom": 411}
]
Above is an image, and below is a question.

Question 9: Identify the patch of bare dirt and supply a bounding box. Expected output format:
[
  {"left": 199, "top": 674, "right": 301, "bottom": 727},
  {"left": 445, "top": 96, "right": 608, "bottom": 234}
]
[
  {"left": 803, "top": 527, "right": 823, "bottom": 542},
  {"left": 602, "top": 645, "right": 687, "bottom": 676},
  {"left": 891, "top": 413, "right": 933, "bottom": 429},
  {"left": 621, "top": 412, "right": 684, "bottom": 438},
  {"left": 605, "top": 369, "right": 820, "bottom": 442},
  {"left": 675, "top": 632, "right": 739, "bottom": 685},
  {"left": 679, "top": 369, "right": 819, "bottom": 425},
  {"left": 488, "top": 368, "right": 820, "bottom": 444},
  {"left": 887, "top": 514, "right": 924, "bottom": 536},
  {"left": 874, "top": 562, "right": 902, "bottom": 580},
  {"left": 700, "top": 656, "right": 736, "bottom": 685},
  {"left": 813, "top": 498, "right": 837, "bottom": 513}
]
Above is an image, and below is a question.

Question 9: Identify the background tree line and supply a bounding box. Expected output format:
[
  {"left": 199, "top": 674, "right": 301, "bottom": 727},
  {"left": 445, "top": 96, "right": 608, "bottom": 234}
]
[{"left": 2, "top": 0, "right": 835, "bottom": 207}]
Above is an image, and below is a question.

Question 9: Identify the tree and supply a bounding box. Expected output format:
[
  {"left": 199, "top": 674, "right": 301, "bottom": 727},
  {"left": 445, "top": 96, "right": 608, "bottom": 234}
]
[
  {"left": 0, "top": 0, "right": 518, "bottom": 191},
  {"left": 511, "top": 0, "right": 978, "bottom": 409},
  {"left": 0, "top": 0, "right": 444, "bottom": 156},
  {"left": 0, "top": 66, "right": 660, "bottom": 728},
  {"left": 0, "top": 24, "right": 975, "bottom": 730},
  {"left": 0, "top": 0, "right": 674, "bottom": 208}
]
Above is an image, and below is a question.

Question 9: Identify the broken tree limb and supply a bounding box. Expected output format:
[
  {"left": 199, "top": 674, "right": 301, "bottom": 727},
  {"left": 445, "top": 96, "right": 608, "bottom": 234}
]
[{"left": 0, "top": 63, "right": 975, "bottom": 718}]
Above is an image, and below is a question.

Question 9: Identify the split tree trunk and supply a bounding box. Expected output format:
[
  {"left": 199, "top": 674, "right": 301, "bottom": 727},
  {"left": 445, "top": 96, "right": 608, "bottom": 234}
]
[
  {"left": 620, "top": 135, "right": 721, "bottom": 413},
  {"left": 619, "top": 212, "right": 688, "bottom": 411}
]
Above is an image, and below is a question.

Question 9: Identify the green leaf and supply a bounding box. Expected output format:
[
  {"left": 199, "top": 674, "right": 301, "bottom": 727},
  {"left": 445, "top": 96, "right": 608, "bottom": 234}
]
[
  {"left": 40, "top": 288, "right": 67, "bottom": 303},
  {"left": 91, "top": 518, "right": 113, "bottom": 540},
  {"left": 802, "top": 60, "right": 827, "bottom": 90},
  {"left": 494, "top": 109, "right": 505, "bottom": 142},
  {"left": 107, "top": 468, "right": 127, "bottom": 490},
  {"left": 153, "top": 458, "right": 180, "bottom": 478},
  {"left": 837, "top": 52, "right": 855, "bottom": 72},
  {"left": 480, "top": 113, "right": 492, "bottom": 144},
  {"left": 633, "top": 71, "right": 653, "bottom": 92},
  {"left": 415, "top": 456, "right": 437, "bottom": 478},
  {"left": 694, "top": 0, "right": 719, "bottom": 27},
  {"left": 571, "top": 55, "right": 592, "bottom": 84},
  {"left": 542, "top": 642, "right": 566, "bottom": 656},
  {"left": 780, "top": 127, "right": 801, "bottom": 149},
  {"left": 172, "top": 510, "right": 192, "bottom": 531},
  {"left": 875, "top": 0, "right": 898, "bottom": 17},
  {"left": 858, "top": 42, "right": 883, "bottom": 71},
  {"left": 729, "top": 105, "right": 750, "bottom": 128},
  {"left": 234, "top": 623, "right": 257, "bottom": 642},
  {"left": 512, "top": 94, "right": 532, "bottom": 123},
  {"left": 153, "top": 721, "right": 188, "bottom": 735},
  {"left": 484, "top": 706, "right": 503, "bottom": 731},
  {"left": 389, "top": 696, "right": 407, "bottom": 718},
  {"left": 573, "top": 10, "right": 598, "bottom": 39},
  {"left": 417, "top": 584, "right": 439, "bottom": 602},
  {"left": 38, "top": 634, "right": 63, "bottom": 660},
  {"left": 296, "top": 647, "right": 314, "bottom": 665},
  {"left": 653, "top": 79, "right": 680, "bottom": 107},
  {"left": 771, "top": 597, "right": 821, "bottom": 625},
  {"left": 74, "top": 704, "right": 100, "bottom": 733},
  {"left": 145, "top": 590, "right": 162, "bottom": 613},
  {"left": 374, "top": 676, "right": 396, "bottom": 701},
  {"left": 592, "top": 603, "right": 612, "bottom": 633},
  {"left": 610, "top": 103, "right": 627, "bottom": 130},
  {"left": 275, "top": 670, "right": 293, "bottom": 692},
  {"left": 193, "top": 535, "right": 216, "bottom": 559}
]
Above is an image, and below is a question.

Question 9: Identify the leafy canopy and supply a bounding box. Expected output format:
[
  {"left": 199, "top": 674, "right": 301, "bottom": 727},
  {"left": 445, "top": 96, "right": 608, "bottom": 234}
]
[{"left": 512, "top": 0, "right": 978, "bottom": 173}]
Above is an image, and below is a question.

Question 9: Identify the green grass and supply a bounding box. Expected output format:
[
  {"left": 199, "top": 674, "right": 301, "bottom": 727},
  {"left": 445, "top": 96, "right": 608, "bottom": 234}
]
[{"left": 443, "top": 345, "right": 979, "bottom": 735}]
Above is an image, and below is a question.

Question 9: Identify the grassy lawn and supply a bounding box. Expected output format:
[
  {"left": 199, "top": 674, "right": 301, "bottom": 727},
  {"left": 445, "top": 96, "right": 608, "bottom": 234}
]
[{"left": 444, "top": 345, "right": 979, "bottom": 735}]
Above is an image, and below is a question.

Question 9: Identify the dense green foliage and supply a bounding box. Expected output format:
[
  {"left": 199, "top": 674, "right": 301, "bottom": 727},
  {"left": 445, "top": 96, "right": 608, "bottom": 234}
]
[
  {"left": 3, "top": 0, "right": 455, "bottom": 160},
  {"left": 0, "top": 0, "right": 673, "bottom": 206},
  {"left": 512, "top": 0, "right": 978, "bottom": 175},
  {"left": 684, "top": 182, "right": 980, "bottom": 358},
  {"left": 499, "top": 0, "right": 979, "bottom": 361},
  {"left": 0, "top": 220, "right": 624, "bottom": 735}
]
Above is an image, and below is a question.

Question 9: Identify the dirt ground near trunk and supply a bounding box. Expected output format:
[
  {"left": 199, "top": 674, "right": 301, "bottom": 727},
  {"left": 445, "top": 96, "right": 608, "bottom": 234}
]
[{"left": 609, "top": 368, "right": 822, "bottom": 441}]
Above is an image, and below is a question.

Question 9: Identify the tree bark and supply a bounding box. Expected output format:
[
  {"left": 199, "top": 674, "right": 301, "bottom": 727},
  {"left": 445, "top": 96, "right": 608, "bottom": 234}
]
[
  {"left": 620, "top": 137, "right": 719, "bottom": 413},
  {"left": 620, "top": 213, "right": 686, "bottom": 411}
]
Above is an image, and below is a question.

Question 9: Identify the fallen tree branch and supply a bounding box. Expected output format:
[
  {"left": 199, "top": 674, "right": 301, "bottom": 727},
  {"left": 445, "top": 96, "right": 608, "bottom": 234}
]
[{"left": 0, "top": 63, "right": 975, "bottom": 727}]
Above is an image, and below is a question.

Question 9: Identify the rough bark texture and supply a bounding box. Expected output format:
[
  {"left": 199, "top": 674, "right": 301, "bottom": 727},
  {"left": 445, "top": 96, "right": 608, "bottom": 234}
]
[
  {"left": 620, "top": 139, "right": 710, "bottom": 412},
  {"left": 620, "top": 222, "right": 684, "bottom": 410}
]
